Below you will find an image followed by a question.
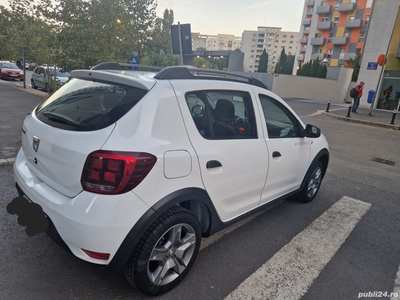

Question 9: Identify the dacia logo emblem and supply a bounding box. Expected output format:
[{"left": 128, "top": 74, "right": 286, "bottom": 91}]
[{"left": 33, "top": 136, "right": 40, "bottom": 152}]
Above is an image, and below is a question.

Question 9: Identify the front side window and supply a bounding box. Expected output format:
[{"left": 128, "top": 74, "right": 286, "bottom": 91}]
[
  {"left": 185, "top": 90, "right": 257, "bottom": 139},
  {"left": 258, "top": 94, "right": 303, "bottom": 138}
]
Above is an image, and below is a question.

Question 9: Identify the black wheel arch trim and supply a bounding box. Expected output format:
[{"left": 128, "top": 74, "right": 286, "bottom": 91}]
[
  {"left": 108, "top": 188, "right": 219, "bottom": 270},
  {"left": 300, "top": 148, "right": 329, "bottom": 190}
]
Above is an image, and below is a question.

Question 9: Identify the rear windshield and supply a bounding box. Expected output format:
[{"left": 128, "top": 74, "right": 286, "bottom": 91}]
[{"left": 35, "top": 78, "right": 147, "bottom": 131}]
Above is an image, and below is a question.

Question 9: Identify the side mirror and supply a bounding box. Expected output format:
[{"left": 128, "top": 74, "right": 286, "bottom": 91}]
[{"left": 305, "top": 124, "right": 321, "bottom": 138}]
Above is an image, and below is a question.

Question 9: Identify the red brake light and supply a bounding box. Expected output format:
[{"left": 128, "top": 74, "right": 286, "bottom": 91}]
[{"left": 81, "top": 151, "right": 157, "bottom": 194}]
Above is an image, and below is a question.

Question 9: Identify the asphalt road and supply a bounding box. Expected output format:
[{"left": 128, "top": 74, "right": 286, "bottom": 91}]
[{"left": 0, "top": 82, "right": 400, "bottom": 300}]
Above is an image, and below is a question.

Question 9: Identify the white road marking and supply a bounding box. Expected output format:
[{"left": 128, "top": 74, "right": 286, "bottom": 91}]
[{"left": 225, "top": 196, "right": 371, "bottom": 300}]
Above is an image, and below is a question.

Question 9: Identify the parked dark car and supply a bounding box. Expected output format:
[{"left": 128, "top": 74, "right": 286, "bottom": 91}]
[{"left": 0, "top": 61, "right": 24, "bottom": 81}]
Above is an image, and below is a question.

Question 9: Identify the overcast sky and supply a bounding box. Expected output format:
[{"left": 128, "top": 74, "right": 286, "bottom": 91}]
[{"left": 0, "top": 0, "right": 305, "bottom": 36}]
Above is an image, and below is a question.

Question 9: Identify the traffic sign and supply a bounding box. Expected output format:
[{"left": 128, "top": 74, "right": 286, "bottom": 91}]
[
  {"left": 130, "top": 56, "right": 138, "bottom": 64},
  {"left": 367, "top": 62, "right": 378, "bottom": 70}
]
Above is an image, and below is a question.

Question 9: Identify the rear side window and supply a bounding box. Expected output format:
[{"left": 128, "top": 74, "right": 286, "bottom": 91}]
[
  {"left": 35, "top": 78, "right": 147, "bottom": 131},
  {"left": 185, "top": 90, "right": 257, "bottom": 139}
]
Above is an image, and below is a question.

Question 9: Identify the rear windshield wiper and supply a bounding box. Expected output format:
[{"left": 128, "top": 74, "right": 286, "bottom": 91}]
[{"left": 42, "top": 112, "right": 79, "bottom": 127}]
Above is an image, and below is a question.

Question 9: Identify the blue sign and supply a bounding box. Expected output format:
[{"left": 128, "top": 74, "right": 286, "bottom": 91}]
[
  {"left": 130, "top": 56, "right": 138, "bottom": 64},
  {"left": 129, "top": 56, "right": 138, "bottom": 70},
  {"left": 367, "top": 62, "right": 378, "bottom": 70}
]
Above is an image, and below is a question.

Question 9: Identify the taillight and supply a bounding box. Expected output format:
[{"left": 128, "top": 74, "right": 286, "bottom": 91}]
[{"left": 81, "top": 151, "right": 157, "bottom": 194}]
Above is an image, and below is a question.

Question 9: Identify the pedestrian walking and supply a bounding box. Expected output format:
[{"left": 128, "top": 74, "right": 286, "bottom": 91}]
[{"left": 351, "top": 81, "right": 364, "bottom": 114}]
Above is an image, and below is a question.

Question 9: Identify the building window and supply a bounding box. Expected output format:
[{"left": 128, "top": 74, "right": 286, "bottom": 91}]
[
  {"left": 339, "top": 48, "right": 345, "bottom": 59},
  {"left": 366, "top": 0, "right": 372, "bottom": 8},
  {"left": 333, "top": 17, "right": 339, "bottom": 27},
  {"left": 359, "top": 31, "right": 365, "bottom": 42},
  {"left": 334, "top": 0, "right": 340, "bottom": 10}
]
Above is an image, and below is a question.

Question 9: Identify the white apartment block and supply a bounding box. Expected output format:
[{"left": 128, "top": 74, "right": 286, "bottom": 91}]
[
  {"left": 191, "top": 33, "right": 242, "bottom": 51},
  {"left": 241, "top": 26, "right": 299, "bottom": 72}
]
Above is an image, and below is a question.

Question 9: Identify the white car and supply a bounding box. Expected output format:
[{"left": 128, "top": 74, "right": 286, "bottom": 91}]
[
  {"left": 12, "top": 62, "right": 329, "bottom": 296},
  {"left": 31, "top": 66, "right": 70, "bottom": 91}
]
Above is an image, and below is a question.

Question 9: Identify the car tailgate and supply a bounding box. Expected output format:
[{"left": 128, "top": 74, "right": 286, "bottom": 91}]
[{"left": 21, "top": 113, "right": 115, "bottom": 197}]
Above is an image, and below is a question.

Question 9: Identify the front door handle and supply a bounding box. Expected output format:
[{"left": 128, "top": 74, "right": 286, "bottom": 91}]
[
  {"left": 272, "top": 151, "right": 281, "bottom": 158},
  {"left": 206, "top": 160, "right": 222, "bottom": 169}
]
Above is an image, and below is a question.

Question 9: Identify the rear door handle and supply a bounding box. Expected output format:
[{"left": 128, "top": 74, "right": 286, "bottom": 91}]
[
  {"left": 206, "top": 160, "right": 222, "bottom": 169},
  {"left": 272, "top": 151, "right": 281, "bottom": 158}
]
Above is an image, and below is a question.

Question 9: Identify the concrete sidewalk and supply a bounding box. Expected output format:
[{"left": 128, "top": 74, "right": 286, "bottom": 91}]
[{"left": 322, "top": 102, "right": 400, "bottom": 130}]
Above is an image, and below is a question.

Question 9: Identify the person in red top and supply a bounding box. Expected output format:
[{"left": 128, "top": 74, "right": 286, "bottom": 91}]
[{"left": 351, "top": 81, "right": 365, "bottom": 114}]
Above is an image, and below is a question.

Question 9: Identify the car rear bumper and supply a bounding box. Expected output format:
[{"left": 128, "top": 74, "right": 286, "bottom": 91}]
[{"left": 13, "top": 148, "right": 151, "bottom": 265}]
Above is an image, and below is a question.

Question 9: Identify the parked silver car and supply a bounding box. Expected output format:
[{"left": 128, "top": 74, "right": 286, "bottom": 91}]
[{"left": 31, "top": 66, "right": 70, "bottom": 91}]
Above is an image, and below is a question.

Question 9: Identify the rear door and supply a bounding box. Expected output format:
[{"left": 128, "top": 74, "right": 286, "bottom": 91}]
[{"left": 171, "top": 80, "right": 269, "bottom": 221}]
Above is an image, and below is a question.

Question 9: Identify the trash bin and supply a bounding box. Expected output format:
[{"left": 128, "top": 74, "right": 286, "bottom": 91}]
[{"left": 367, "top": 89, "right": 375, "bottom": 104}]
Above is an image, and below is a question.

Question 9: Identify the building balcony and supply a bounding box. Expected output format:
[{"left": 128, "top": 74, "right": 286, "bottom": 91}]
[
  {"left": 300, "top": 38, "right": 308, "bottom": 44},
  {"left": 300, "top": 47, "right": 307, "bottom": 53},
  {"left": 306, "top": 10, "right": 314, "bottom": 16},
  {"left": 305, "top": 1, "right": 314, "bottom": 7},
  {"left": 337, "top": 2, "right": 356, "bottom": 12},
  {"left": 344, "top": 53, "right": 357, "bottom": 60},
  {"left": 303, "top": 28, "right": 310, "bottom": 35},
  {"left": 311, "top": 53, "right": 324, "bottom": 61},
  {"left": 303, "top": 19, "right": 311, "bottom": 26},
  {"left": 317, "top": 21, "right": 332, "bottom": 30},
  {"left": 345, "top": 19, "right": 362, "bottom": 28},
  {"left": 316, "top": 5, "right": 331, "bottom": 14},
  {"left": 297, "top": 55, "right": 305, "bottom": 61},
  {"left": 310, "top": 37, "right": 325, "bottom": 46},
  {"left": 331, "top": 36, "right": 349, "bottom": 45}
]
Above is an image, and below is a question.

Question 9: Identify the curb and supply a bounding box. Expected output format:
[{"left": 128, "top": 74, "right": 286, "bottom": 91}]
[
  {"left": 322, "top": 111, "right": 400, "bottom": 130},
  {"left": 0, "top": 157, "right": 16, "bottom": 166}
]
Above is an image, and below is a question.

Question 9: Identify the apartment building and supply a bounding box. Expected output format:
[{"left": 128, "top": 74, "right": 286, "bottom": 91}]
[
  {"left": 294, "top": 0, "right": 373, "bottom": 75},
  {"left": 241, "top": 27, "right": 299, "bottom": 72},
  {"left": 191, "top": 33, "right": 242, "bottom": 52}
]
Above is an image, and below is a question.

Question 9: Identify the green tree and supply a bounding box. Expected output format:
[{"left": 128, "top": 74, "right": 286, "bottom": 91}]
[
  {"left": 257, "top": 49, "right": 268, "bottom": 73},
  {"left": 275, "top": 48, "right": 295, "bottom": 75},
  {"left": 348, "top": 49, "right": 362, "bottom": 82},
  {"left": 277, "top": 47, "right": 287, "bottom": 72},
  {"left": 141, "top": 9, "right": 176, "bottom": 67},
  {"left": 282, "top": 55, "right": 295, "bottom": 74}
]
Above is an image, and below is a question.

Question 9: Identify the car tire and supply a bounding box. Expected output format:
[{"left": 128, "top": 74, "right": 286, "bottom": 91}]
[
  {"left": 124, "top": 206, "right": 201, "bottom": 296},
  {"left": 31, "top": 79, "right": 37, "bottom": 89},
  {"left": 300, "top": 161, "right": 324, "bottom": 203}
]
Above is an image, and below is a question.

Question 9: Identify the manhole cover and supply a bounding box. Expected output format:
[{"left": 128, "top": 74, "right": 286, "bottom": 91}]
[{"left": 372, "top": 158, "right": 395, "bottom": 166}]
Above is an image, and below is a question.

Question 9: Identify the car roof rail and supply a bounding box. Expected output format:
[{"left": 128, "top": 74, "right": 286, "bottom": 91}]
[
  {"left": 91, "top": 62, "right": 268, "bottom": 89},
  {"left": 154, "top": 66, "right": 268, "bottom": 89},
  {"left": 91, "top": 62, "right": 162, "bottom": 72}
]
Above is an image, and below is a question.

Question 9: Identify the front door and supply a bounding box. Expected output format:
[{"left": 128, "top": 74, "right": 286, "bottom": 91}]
[{"left": 257, "top": 93, "right": 311, "bottom": 204}]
